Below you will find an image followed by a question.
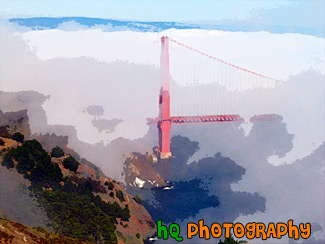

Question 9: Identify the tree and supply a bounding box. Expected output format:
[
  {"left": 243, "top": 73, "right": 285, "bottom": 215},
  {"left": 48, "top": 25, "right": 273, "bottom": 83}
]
[
  {"left": 1, "top": 154, "right": 14, "bottom": 169},
  {"left": 12, "top": 132, "right": 24, "bottom": 143},
  {"left": 219, "top": 234, "right": 247, "bottom": 244},
  {"left": 105, "top": 181, "right": 114, "bottom": 190},
  {"left": 133, "top": 196, "right": 142, "bottom": 204},
  {"left": 13, "top": 139, "right": 44, "bottom": 175},
  {"left": 63, "top": 156, "right": 80, "bottom": 172},
  {"left": 38, "top": 189, "right": 118, "bottom": 243},
  {"left": 51, "top": 146, "right": 64, "bottom": 158},
  {"left": 116, "top": 190, "right": 125, "bottom": 202},
  {"left": 0, "top": 138, "right": 5, "bottom": 146},
  {"left": 30, "top": 161, "right": 63, "bottom": 185}
]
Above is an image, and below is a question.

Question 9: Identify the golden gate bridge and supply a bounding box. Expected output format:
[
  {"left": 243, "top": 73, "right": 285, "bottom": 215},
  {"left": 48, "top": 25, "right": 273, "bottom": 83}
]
[{"left": 148, "top": 36, "right": 280, "bottom": 159}]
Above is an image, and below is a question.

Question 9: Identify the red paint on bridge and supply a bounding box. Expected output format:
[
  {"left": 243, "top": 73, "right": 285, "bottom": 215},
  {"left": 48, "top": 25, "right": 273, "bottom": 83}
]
[
  {"left": 148, "top": 36, "right": 279, "bottom": 159},
  {"left": 151, "top": 36, "right": 244, "bottom": 159}
]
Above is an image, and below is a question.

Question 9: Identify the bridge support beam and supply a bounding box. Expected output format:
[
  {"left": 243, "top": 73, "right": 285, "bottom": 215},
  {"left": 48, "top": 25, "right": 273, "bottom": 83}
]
[
  {"left": 158, "top": 36, "right": 172, "bottom": 159},
  {"left": 158, "top": 119, "right": 172, "bottom": 159}
]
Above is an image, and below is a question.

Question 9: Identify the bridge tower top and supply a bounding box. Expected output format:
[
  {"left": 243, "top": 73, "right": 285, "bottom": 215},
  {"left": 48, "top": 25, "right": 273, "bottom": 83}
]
[{"left": 160, "top": 36, "right": 170, "bottom": 93}]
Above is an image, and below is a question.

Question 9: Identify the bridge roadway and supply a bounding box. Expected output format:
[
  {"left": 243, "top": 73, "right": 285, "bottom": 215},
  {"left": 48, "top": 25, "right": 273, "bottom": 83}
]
[
  {"left": 147, "top": 114, "right": 243, "bottom": 125},
  {"left": 147, "top": 114, "right": 280, "bottom": 125}
]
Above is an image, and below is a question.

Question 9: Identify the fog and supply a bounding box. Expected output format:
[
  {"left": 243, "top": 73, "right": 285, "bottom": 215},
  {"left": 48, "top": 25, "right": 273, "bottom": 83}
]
[
  {"left": 165, "top": 117, "right": 325, "bottom": 243},
  {"left": 0, "top": 22, "right": 324, "bottom": 243},
  {"left": 3, "top": 22, "right": 324, "bottom": 165}
]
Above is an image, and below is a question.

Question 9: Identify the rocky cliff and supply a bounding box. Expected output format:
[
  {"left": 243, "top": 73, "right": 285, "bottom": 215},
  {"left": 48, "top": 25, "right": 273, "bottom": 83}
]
[{"left": 0, "top": 108, "right": 156, "bottom": 244}]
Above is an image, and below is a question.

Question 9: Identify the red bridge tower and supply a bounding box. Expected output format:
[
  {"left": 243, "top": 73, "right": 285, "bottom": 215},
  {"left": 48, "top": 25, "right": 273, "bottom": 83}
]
[
  {"left": 158, "top": 36, "right": 172, "bottom": 159},
  {"left": 152, "top": 36, "right": 244, "bottom": 159}
]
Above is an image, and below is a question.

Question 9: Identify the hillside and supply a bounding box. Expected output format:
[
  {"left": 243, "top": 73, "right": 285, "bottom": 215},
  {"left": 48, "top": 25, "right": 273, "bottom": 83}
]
[
  {"left": 0, "top": 216, "right": 91, "bottom": 244},
  {"left": 0, "top": 135, "right": 155, "bottom": 244}
]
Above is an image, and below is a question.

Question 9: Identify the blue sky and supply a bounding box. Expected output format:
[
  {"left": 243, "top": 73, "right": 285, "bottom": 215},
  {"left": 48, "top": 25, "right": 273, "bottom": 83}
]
[
  {"left": 1, "top": 0, "right": 324, "bottom": 37},
  {"left": 0, "top": 1, "right": 289, "bottom": 20},
  {"left": 0, "top": 0, "right": 319, "bottom": 22}
]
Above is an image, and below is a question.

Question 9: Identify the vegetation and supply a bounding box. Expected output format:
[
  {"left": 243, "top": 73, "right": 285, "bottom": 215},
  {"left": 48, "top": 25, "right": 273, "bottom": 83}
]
[
  {"left": 116, "top": 190, "right": 125, "bottom": 202},
  {"left": 12, "top": 132, "right": 24, "bottom": 143},
  {"left": 0, "top": 126, "right": 11, "bottom": 138},
  {"left": 116, "top": 231, "right": 126, "bottom": 242},
  {"left": 136, "top": 233, "right": 140, "bottom": 239},
  {"left": 218, "top": 235, "right": 247, "bottom": 244},
  {"left": 0, "top": 216, "right": 90, "bottom": 244},
  {"left": 2, "top": 136, "right": 131, "bottom": 244},
  {"left": 133, "top": 195, "right": 143, "bottom": 204},
  {"left": 68, "top": 176, "right": 106, "bottom": 194},
  {"left": 94, "top": 167, "right": 100, "bottom": 179},
  {"left": 63, "top": 156, "right": 80, "bottom": 172},
  {"left": 0, "top": 138, "right": 5, "bottom": 146},
  {"left": 7, "top": 139, "right": 62, "bottom": 184},
  {"left": 105, "top": 181, "right": 114, "bottom": 190},
  {"left": 0, "top": 229, "right": 14, "bottom": 243},
  {"left": 1, "top": 154, "right": 14, "bottom": 169},
  {"left": 21, "top": 140, "right": 60, "bottom": 183},
  {"left": 51, "top": 146, "right": 65, "bottom": 158},
  {"left": 37, "top": 189, "right": 117, "bottom": 243}
]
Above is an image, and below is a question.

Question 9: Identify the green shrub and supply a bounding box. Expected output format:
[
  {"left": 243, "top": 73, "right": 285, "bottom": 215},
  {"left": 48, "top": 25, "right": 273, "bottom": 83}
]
[
  {"left": 37, "top": 189, "right": 118, "bottom": 243},
  {"left": 30, "top": 161, "right": 63, "bottom": 185},
  {"left": 51, "top": 146, "right": 64, "bottom": 158},
  {"left": 116, "top": 231, "right": 126, "bottom": 242},
  {"left": 136, "top": 233, "right": 140, "bottom": 239},
  {"left": 219, "top": 234, "right": 242, "bottom": 244},
  {"left": 63, "top": 156, "right": 80, "bottom": 172},
  {"left": 5, "top": 137, "right": 131, "bottom": 243},
  {"left": 133, "top": 195, "right": 142, "bottom": 204},
  {"left": 15, "top": 149, "right": 36, "bottom": 175},
  {"left": 12, "top": 140, "right": 48, "bottom": 175},
  {"left": 0, "top": 230, "right": 14, "bottom": 243},
  {"left": 1, "top": 154, "right": 14, "bottom": 169},
  {"left": 95, "top": 167, "right": 100, "bottom": 179},
  {"left": 120, "top": 204, "right": 130, "bottom": 221},
  {"left": 105, "top": 181, "right": 114, "bottom": 190},
  {"left": 7, "top": 139, "right": 63, "bottom": 185},
  {"left": 116, "top": 190, "right": 125, "bottom": 202},
  {"left": 0, "top": 138, "right": 5, "bottom": 146},
  {"left": 12, "top": 132, "right": 24, "bottom": 143}
]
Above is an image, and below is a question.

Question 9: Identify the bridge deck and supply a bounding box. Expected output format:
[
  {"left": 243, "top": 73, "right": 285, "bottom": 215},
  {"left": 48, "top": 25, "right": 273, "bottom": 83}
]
[{"left": 147, "top": 115, "right": 243, "bottom": 125}]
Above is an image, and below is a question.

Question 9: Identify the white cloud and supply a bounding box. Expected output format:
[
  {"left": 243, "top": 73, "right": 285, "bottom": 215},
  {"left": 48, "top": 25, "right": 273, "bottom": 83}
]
[
  {"left": 1, "top": 22, "right": 325, "bottom": 243},
  {"left": 1, "top": 22, "right": 324, "bottom": 168},
  {"left": 16, "top": 27, "right": 325, "bottom": 164}
]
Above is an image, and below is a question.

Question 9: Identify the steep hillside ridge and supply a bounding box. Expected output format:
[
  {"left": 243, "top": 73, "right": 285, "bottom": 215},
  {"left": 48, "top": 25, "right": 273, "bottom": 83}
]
[
  {"left": 0, "top": 216, "right": 90, "bottom": 244},
  {"left": 52, "top": 153, "right": 156, "bottom": 243},
  {"left": 0, "top": 136, "right": 155, "bottom": 243},
  {"left": 0, "top": 137, "right": 49, "bottom": 228}
]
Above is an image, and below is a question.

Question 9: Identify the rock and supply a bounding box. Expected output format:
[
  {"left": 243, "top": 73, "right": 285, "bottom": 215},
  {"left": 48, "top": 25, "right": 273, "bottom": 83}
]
[{"left": 124, "top": 153, "right": 167, "bottom": 189}]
